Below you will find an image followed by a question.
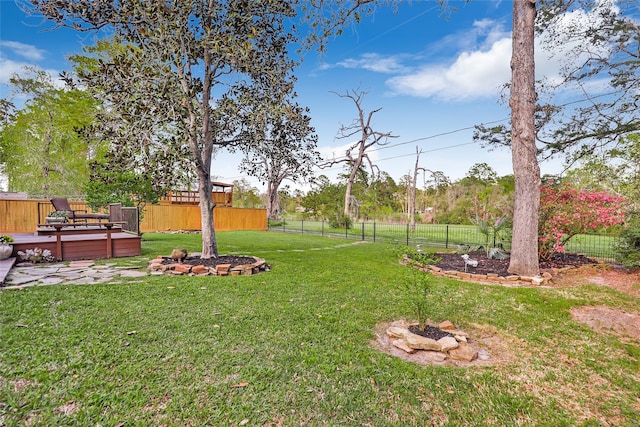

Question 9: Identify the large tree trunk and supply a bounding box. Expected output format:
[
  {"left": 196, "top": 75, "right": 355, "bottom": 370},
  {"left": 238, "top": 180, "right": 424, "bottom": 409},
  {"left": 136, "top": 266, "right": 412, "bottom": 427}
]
[
  {"left": 198, "top": 171, "right": 218, "bottom": 259},
  {"left": 343, "top": 162, "right": 360, "bottom": 218},
  {"left": 266, "top": 180, "right": 281, "bottom": 220},
  {"left": 508, "top": 0, "right": 540, "bottom": 276}
]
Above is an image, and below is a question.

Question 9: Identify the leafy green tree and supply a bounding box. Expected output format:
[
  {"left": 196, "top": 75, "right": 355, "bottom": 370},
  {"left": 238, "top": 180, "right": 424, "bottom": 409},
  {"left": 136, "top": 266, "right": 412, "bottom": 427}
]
[
  {"left": 474, "top": 1, "right": 639, "bottom": 274},
  {"left": 70, "top": 39, "right": 190, "bottom": 203},
  {"left": 0, "top": 67, "right": 99, "bottom": 197},
  {"left": 359, "top": 172, "right": 401, "bottom": 220},
  {"left": 232, "top": 179, "right": 263, "bottom": 209},
  {"left": 239, "top": 99, "right": 319, "bottom": 220},
  {"left": 30, "top": 1, "right": 304, "bottom": 258},
  {"left": 84, "top": 150, "right": 160, "bottom": 223},
  {"left": 300, "top": 175, "right": 345, "bottom": 220},
  {"left": 462, "top": 163, "right": 498, "bottom": 185}
]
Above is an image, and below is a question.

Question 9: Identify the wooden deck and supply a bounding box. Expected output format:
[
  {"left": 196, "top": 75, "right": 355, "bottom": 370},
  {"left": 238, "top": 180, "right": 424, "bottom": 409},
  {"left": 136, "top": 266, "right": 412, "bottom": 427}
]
[{"left": 5, "top": 226, "right": 141, "bottom": 261}]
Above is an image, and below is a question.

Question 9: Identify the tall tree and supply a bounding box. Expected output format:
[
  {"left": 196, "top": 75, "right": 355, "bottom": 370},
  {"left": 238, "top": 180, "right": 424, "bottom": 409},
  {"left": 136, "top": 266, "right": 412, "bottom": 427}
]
[
  {"left": 0, "top": 67, "right": 99, "bottom": 197},
  {"left": 239, "top": 99, "right": 319, "bottom": 220},
  {"left": 323, "top": 89, "right": 396, "bottom": 219},
  {"left": 476, "top": 2, "right": 639, "bottom": 275},
  {"left": 28, "top": 0, "right": 301, "bottom": 258},
  {"left": 509, "top": 0, "right": 540, "bottom": 276}
]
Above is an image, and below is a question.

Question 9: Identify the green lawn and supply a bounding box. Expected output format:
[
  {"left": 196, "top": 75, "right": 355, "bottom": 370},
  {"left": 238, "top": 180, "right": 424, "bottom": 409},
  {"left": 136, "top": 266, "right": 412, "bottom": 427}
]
[{"left": 1, "top": 231, "right": 638, "bottom": 426}]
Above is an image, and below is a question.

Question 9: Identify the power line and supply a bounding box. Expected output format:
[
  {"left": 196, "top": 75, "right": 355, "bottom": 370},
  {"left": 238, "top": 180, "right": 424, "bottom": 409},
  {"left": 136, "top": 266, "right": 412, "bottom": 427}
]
[{"left": 371, "top": 117, "right": 509, "bottom": 153}]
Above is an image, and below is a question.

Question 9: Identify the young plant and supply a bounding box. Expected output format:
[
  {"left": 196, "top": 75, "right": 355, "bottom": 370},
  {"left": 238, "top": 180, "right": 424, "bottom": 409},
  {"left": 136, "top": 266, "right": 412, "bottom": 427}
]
[
  {"left": 398, "top": 246, "right": 441, "bottom": 330},
  {"left": 0, "top": 235, "right": 14, "bottom": 244},
  {"left": 469, "top": 194, "right": 511, "bottom": 258}
]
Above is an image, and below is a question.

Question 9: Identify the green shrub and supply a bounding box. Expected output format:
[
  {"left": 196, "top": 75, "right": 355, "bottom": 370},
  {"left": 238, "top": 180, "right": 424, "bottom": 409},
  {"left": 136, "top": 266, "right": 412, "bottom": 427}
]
[
  {"left": 329, "top": 215, "right": 352, "bottom": 229},
  {"left": 615, "top": 211, "right": 640, "bottom": 268}
]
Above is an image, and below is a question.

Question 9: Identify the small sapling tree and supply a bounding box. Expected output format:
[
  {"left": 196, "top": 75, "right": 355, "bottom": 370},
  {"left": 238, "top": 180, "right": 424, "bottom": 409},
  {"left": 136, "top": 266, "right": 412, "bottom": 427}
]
[{"left": 397, "top": 246, "right": 441, "bottom": 330}]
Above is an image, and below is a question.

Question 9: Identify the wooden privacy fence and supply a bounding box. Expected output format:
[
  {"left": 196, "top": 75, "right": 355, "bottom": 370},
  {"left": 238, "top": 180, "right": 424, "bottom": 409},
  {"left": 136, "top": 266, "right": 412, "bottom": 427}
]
[{"left": 0, "top": 199, "right": 266, "bottom": 233}]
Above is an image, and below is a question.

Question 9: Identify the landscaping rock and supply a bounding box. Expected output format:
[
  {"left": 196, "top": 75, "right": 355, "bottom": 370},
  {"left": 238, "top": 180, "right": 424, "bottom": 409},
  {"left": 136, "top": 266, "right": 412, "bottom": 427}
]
[
  {"left": 174, "top": 264, "right": 192, "bottom": 274},
  {"left": 424, "top": 351, "right": 448, "bottom": 363},
  {"left": 191, "top": 265, "right": 209, "bottom": 275},
  {"left": 405, "top": 334, "right": 441, "bottom": 351},
  {"left": 454, "top": 334, "right": 468, "bottom": 343},
  {"left": 437, "top": 336, "right": 459, "bottom": 351},
  {"left": 216, "top": 264, "right": 231, "bottom": 275},
  {"left": 391, "top": 339, "right": 416, "bottom": 354},
  {"left": 438, "top": 320, "right": 455, "bottom": 330},
  {"left": 386, "top": 326, "right": 411, "bottom": 339},
  {"left": 449, "top": 342, "right": 478, "bottom": 362}
]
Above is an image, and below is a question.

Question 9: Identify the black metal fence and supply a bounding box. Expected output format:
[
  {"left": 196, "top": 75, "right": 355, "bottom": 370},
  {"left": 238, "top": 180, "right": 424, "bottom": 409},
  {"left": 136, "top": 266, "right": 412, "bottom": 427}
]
[{"left": 267, "top": 219, "right": 619, "bottom": 260}]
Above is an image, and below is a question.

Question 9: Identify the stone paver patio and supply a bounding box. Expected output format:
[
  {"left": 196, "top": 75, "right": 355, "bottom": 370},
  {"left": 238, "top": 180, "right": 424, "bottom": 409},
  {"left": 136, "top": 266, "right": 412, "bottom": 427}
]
[{"left": 1, "top": 259, "right": 149, "bottom": 289}]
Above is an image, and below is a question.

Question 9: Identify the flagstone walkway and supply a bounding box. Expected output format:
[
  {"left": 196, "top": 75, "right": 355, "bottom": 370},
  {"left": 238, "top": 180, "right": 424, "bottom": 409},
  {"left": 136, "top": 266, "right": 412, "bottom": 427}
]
[{"left": 1, "top": 259, "right": 149, "bottom": 290}]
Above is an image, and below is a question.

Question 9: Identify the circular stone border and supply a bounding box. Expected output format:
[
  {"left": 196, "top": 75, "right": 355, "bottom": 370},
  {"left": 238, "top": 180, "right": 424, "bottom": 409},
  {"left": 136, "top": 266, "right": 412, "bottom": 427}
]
[
  {"left": 148, "top": 256, "right": 269, "bottom": 276},
  {"left": 373, "top": 319, "right": 515, "bottom": 367}
]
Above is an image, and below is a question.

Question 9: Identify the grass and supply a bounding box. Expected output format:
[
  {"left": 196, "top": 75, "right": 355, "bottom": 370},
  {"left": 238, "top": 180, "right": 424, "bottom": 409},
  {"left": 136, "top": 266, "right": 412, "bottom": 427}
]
[{"left": 1, "top": 231, "right": 639, "bottom": 426}]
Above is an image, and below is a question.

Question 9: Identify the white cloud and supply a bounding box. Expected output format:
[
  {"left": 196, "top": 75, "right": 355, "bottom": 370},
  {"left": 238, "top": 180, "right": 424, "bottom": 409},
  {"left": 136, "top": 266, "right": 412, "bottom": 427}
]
[
  {"left": 335, "top": 53, "right": 408, "bottom": 74},
  {"left": 0, "top": 58, "right": 30, "bottom": 84},
  {"left": 0, "top": 57, "right": 64, "bottom": 103},
  {"left": 385, "top": 2, "right": 619, "bottom": 103},
  {"left": 387, "top": 37, "right": 512, "bottom": 101},
  {"left": 339, "top": 2, "right": 621, "bottom": 103},
  {"left": 0, "top": 41, "right": 45, "bottom": 61}
]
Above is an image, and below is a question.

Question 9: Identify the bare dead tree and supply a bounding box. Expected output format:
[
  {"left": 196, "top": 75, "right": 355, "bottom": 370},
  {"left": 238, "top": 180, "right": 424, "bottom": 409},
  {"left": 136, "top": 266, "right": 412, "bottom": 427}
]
[
  {"left": 409, "top": 147, "right": 444, "bottom": 231},
  {"left": 322, "top": 89, "right": 397, "bottom": 218}
]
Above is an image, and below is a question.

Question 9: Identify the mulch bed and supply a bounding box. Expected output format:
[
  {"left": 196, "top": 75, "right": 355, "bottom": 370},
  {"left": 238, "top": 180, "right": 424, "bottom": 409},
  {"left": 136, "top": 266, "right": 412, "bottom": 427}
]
[
  {"left": 160, "top": 255, "right": 258, "bottom": 268},
  {"left": 408, "top": 325, "right": 454, "bottom": 340},
  {"left": 432, "top": 252, "right": 597, "bottom": 277}
]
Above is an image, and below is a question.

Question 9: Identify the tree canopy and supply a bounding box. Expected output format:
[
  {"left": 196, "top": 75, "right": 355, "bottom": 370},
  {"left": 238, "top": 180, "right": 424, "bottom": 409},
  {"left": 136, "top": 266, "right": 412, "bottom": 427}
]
[
  {"left": 29, "top": 0, "right": 305, "bottom": 258},
  {"left": 0, "top": 67, "right": 99, "bottom": 197}
]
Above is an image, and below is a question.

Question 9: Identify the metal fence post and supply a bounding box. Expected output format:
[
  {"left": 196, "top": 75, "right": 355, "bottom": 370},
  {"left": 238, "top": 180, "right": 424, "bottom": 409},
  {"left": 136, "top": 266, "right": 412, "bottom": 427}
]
[
  {"left": 406, "top": 223, "right": 409, "bottom": 246},
  {"left": 446, "top": 225, "right": 449, "bottom": 248},
  {"left": 301, "top": 219, "right": 304, "bottom": 234},
  {"left": 362, "top": 222, "right": 365, "bottom": 241},
  {"left": 373, "top": 222, "right": 376, "bottom": 242}
]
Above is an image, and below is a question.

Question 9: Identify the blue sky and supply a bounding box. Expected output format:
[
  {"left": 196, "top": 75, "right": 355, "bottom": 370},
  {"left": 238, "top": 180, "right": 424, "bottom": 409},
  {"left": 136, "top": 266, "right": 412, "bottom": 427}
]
[{"left": 1, "top": 1, "right": 578, "bottom": 191}]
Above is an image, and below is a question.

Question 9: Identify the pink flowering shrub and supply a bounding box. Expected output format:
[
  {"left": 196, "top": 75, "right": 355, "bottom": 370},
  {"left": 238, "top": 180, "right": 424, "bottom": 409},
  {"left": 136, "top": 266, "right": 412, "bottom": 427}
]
[{"left": 539, "top": 184, "right": 626, "bottom": 260}]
